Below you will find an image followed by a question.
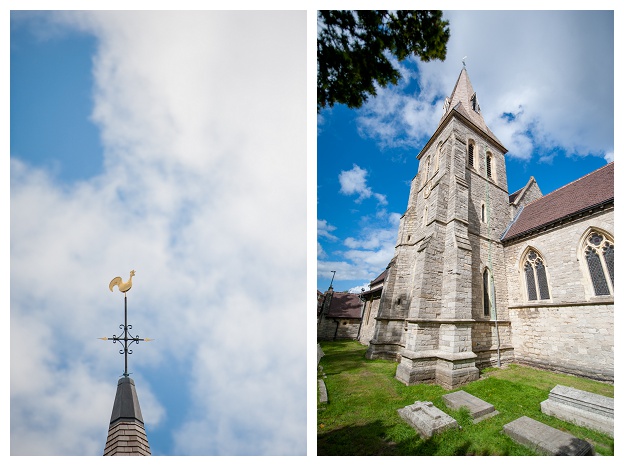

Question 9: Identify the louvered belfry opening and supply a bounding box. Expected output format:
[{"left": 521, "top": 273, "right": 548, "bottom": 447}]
[{"left": 103, "top": 377, "right": 151, "bottom": 456}]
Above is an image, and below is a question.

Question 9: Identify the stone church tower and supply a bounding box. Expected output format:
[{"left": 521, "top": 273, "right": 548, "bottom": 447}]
[{"left": 366, "top": 67, "right": 514, "bottom": 389}]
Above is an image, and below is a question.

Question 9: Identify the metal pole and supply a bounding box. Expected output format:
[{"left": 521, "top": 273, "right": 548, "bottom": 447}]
[{"left": 124, "top": 294, "right": 128, "bottom": 377}]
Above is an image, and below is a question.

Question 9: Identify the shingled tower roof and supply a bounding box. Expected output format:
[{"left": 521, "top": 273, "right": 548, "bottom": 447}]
[{"left": 103, "top": 377, "right": 151, "bottom": 456}]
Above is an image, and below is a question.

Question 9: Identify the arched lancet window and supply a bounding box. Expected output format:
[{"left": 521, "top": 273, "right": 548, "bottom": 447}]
[
  {"left": 422, "top": 205, "right": 428, "bottom": 227},
  {"left": 486, "top": 152, "right": 493, "bottom": 179},
  {"left": 523, "top": 249, "right": 550, "bottom": 301},
  {"left": 421, "top": 156, "right": 429, "bottom": 188},
  {"left": 483, "top": 269, "right": 491, "bottom": 316},
  {"left": 481, "top": 203, "right": 486, "bottom": 222},
  {"left": 468, "top": 142, "right": 475, "bottom": 167},
  {"left": 426, "top": 156, "right": 431, "bottom": 181},
  {"left": 583, "top": 231, "right": 614, "bottom": 296},
  {"left": 435, "top": 143, "right": 441, "bottom": 173}
]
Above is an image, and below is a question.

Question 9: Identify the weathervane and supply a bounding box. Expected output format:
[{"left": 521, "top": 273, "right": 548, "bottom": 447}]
[
  {"left": 99, "top": 270, "right": 152, "bottom": 377},
  {"left": 462, "top": 56, "right": 467, "bottom": 68}
]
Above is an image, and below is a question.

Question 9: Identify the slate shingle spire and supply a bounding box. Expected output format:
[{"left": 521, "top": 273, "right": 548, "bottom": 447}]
[{"left": 103, "top": 377, "right": 151, "bottom": 456}]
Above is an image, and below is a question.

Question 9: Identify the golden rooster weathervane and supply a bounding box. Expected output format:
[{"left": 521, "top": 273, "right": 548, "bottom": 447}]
[
  {"left": 109, "top": 270, "right": 135, "bottom": 294},
  {"left": 100, "top": 270, "right": 153, "bottom": 377}
]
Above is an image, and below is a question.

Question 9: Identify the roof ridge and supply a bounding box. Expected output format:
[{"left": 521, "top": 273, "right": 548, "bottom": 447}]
[{"left": 521, "top": 162, "right": 613, "bottom": 209}]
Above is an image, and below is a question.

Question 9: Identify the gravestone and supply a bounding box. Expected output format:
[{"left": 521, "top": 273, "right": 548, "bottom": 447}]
[
  {"left": 540, "top": 385, "right": 613, "bottom": 437},
  {"left": 503, "top": 416, "right": 593, "bottom": 456},
  {"left": 317, "top": 344, "right": 325, "bottom": 365},
  {"left": 397, "top": 401, "right": 458, "bottom": 438},
  {"left": 318, "top": 379, "right": 328, "bottom": 404},
  {"left": 442, "top": 390, "right": 499, "bottom": 423}
]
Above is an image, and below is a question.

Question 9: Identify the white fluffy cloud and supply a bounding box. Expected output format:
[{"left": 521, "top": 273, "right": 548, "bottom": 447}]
[
  {"left": 354, "top": 11, "right": 613, "bottom": 162},
  {"left": 338, "top": 164, "right": 389, "bottom": 206},
  {"left": 318, "top": 218, "right": 338, "bottom": 241},
  {"left": 11, "top": 11, "right": 306, "bottom": 455}
]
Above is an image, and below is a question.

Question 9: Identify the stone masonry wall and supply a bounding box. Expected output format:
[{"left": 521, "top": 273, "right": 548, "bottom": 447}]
[
  {"left": 317, "top": 315, "right": 361, "bottom": 341},
  {"left": 504, "top": 210, "right": 614, "bottom": 381},
  {"left": 509, "top": 304, "right": 613, "bottom": 381},
  {"left": 504, "top": 211, "right": 613, "bottom": 303},
  {"left": 511, "top": 179, "right": 543, "bottom": 218},
  {"left": 359, "top": 296, "right": 381, "bottom": 346}
]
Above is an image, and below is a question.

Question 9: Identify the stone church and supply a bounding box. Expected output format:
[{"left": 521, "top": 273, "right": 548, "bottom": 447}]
[{"left": 364, "top": 67, "right": 614, "bottom": 389}]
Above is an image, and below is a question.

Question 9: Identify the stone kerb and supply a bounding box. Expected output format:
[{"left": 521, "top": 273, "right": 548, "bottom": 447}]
[
  {"left": 540, "top": 385, "right": 613, "bottom": 437},
  {"left": 503, "top": 416, "right": 593, "bottom": 456},
  {"left": 442, "top": 390, "right": 499, "bottom": 423},
  {"left": 397, "top": 401, "right": 458, "bottom": 438}
]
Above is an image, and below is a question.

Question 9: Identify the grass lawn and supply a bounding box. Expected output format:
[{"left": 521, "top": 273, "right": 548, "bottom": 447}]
[{"left": 317, "top": 341, "right": 613, "bottom": 456}]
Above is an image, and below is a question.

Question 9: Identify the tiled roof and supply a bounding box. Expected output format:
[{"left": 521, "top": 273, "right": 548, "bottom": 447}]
[
  {"left": 508, "top": 187, "right": 523, "bottom": 204},
  {"left": 370, "top": 269, "right": 387, "bottom": 287},
  {"left": 326, "top": 292, "right": 363, "bottom": 319},
  {"left": 502, "top": 162, "right": 614, "bottom": 242}
]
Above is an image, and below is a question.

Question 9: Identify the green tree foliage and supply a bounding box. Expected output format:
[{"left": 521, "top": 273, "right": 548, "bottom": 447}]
[{"left": 317, "top": 10, "right": 450, "bottom": 112}]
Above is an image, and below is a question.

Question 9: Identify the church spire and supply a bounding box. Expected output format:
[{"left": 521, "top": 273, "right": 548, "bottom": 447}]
[
  {"left": 439, "top": 67, "right": 506, "bottom": 151},
  {"left": 104, "top": 377, "right": 151, "bottom": 455},
  {"left": 101, "top": 271, "right": 152, "bottom": 455}
]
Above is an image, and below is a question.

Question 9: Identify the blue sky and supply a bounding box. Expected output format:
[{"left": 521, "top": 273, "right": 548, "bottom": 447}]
[
  {"left": 10, "top": 10, "right": 306, "bottom": 455},
  {"left": 5, "top": 3, "right": 620, "bottom": 458},
  {"left": 318, "top": 10, "right": 615, "bottom": 294}
]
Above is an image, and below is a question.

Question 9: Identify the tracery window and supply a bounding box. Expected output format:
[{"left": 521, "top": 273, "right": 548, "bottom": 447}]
[
  {"left": 524, "top": 249, "right": 550, "bottom": 301},
  {"left": 583, "top": 231, "right": 614, "bottom": 296}
]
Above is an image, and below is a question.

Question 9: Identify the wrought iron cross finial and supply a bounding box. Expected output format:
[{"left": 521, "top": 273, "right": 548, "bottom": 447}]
[{"left": 99, "top": 270, "right": 152, "bottom": 377}]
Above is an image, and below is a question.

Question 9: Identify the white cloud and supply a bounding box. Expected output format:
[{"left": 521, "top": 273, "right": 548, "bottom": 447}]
[
  {"left": 318, "top": 218, "right": 338, "bottom": 241},
  {"left": 348, "top": 283, "right": 370, "bottom": 294},
  {"left": 352, "top": 11, "right": 613, "bottom": 162},
  {"left": 318, "top": 208, "right": 398, "bottom": 284},
  {"left": 338, "top": 164, "right": 389, "bottom": 207},
  {"left": 338, "top": 164, "right": 373, "bottom": 201},
  {"left": 11, "top": 11, "right": 306, "bottom": 456}
]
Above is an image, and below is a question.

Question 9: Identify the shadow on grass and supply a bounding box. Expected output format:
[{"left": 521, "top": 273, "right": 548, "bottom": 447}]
[
  {"left": 319, "top": 341, "right": 370, "bottom": 376},
  {"left": 317, "top": 421, "right": 507, "bottom": 456}
]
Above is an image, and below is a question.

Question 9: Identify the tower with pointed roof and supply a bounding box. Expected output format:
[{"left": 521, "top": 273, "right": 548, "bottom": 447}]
[
  {"left": 102, "top": 275, "right": 152, "bottom": 455},
  {"left": 366, "top": 66, "right": 515, "bottom": 388},
  {"left": 104, "top": 377, "right": 151, "bottom": 455}
]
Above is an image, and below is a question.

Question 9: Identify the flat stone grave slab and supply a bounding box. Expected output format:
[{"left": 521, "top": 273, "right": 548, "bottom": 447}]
[
  {"left": 397, "top": 401, "right": 458, "bottom": 438},
  {"left": 503, "top": 416, "right": 593, "bottom": 456},
  {"left": 541, "top": 385, "right": 613, "bottom": 437},
  {"left": 442, "top": 390, "right": 498, "bottom": 423}
]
